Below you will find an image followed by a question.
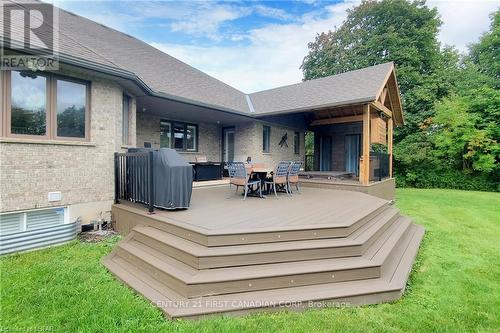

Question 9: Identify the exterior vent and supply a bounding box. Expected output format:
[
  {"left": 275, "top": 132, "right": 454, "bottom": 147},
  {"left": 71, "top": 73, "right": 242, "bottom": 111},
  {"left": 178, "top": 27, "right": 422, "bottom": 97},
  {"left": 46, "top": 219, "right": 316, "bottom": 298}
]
[{"left": 48, "top": 191, "right": 62, "bottom": 202}]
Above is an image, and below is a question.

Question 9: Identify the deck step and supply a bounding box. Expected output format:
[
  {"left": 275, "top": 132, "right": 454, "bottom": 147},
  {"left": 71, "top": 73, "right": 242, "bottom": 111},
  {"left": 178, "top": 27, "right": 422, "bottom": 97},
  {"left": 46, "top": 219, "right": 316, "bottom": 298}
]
[
  {"left": 115, "top": 200, "right": 390, "bottom": 246},
  {"left": 102, "top": 223, "right": 424, "bottom": 319},
  {"left": 131, "top": 207, "right": 400, "bottom": 269},
  {"left": 110, "top": 216, "right": 411, "bottom": 298}
]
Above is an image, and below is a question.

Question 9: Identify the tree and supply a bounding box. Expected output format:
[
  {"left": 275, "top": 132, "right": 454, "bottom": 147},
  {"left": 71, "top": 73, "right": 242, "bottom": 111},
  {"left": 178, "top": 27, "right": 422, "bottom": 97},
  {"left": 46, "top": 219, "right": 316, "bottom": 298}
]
[{"left": 301, "top": 0, "right": 499, "bottom": 190}]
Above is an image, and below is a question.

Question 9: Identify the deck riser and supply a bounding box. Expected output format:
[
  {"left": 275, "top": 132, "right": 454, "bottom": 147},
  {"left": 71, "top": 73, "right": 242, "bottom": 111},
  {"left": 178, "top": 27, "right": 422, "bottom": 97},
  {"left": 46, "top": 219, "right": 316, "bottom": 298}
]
[
  {"left": 111, "top": 216, "right": 411, "bottom": 299},
  {"left": 131, "top": 209, "right": 398, "bottom": 270},
  {"left": 116, "top": 243, "right": 382, "bottom": 298},
  {"left": 204, "top": 204, "right": 389, "bottom": 246},
  {"left": 113, "top": 203, "right": 389, "bottom": 247},
  {"left": 114, "top": 219, "right": 411, "bottom": 299},
  {"left": 187, "top": 267, "right": 380, "bottom": 298},
  {"left": 102, "top": 223, "right": 424, "bottom": 319},
  {"left": 113, "top": 206, "right": 209, "bottom": 245},
  {"left": 114, "top": 248, "right": 189, "bottom": 297}
]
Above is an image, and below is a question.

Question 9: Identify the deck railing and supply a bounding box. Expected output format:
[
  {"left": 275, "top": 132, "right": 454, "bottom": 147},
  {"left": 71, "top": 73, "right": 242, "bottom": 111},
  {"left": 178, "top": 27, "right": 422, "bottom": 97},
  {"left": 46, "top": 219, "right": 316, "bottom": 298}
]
[
  {"left": 114, "top": 151, "right": 155, "bottom": 213},
  {"left": 370, "top": 152, "right": 390, "bottom": 181}
]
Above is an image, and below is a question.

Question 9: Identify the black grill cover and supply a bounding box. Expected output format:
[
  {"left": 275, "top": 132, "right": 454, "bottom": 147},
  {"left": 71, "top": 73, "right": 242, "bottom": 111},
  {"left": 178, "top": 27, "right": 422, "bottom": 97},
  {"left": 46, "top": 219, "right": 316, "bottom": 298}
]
[{"left": 128, "top": 148, "right": 193, "bottom": 209}]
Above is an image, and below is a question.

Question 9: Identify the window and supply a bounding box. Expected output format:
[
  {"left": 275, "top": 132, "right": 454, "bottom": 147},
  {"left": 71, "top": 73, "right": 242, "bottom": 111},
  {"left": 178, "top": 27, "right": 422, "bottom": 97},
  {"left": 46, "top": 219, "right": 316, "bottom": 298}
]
[
  {"left": 10, "top": 71, "right": 47, "bottom": 136},
  {"left": 0, "top": 207, "right": 66, "bottom": 235},
  {"left": 173, "top": 122, "right": 185, "bottom": 150},
  {"left": 3, "top": 70, "right": 89, "bottom": 141},
  {"left": 122, "top": 94, "right": 130, "bottom": 145},
  {"left": 294, "top": 131, "right": 300, "bottom": 154},
  {"left": 160, "top": 120, "right": 171, "bottom": 148},
  {"left": 186, "top": 124, "right": 197, "bottom": 151},
  {"left": 56, "top": 78, "right": 87, "bottom": 138},
  {"left": 160, "top": 120, "right": 197, "bottom": 152},
  {"left": 263, "top": 125, "right": 271, "bottom": 153}
]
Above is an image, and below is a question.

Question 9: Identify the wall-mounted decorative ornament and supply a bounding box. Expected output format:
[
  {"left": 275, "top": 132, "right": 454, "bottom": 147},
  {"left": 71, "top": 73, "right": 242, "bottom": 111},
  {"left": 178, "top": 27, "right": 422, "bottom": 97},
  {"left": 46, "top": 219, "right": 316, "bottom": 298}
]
[{"left": 278, "top": 133, "right": 288, "bottom": 148}]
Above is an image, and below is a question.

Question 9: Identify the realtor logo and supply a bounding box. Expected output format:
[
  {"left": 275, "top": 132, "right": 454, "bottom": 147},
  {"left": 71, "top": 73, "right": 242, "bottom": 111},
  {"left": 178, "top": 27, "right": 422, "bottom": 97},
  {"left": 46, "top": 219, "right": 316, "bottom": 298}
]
[{"left": 0, "top": 1, "right": 59, "bottom": 70}]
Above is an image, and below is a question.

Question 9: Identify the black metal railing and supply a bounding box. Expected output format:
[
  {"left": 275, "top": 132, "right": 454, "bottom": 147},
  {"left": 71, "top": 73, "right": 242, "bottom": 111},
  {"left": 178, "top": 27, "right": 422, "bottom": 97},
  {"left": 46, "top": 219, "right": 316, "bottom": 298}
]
[
  {"left": 305, "top": 154, "right": 314, "bottom": 171},
  {"left": 370, "top": 152, "right": 390, "bottom": 181},
  {"left": 114, "top": 151, "right": 155, "bottom": 213}
]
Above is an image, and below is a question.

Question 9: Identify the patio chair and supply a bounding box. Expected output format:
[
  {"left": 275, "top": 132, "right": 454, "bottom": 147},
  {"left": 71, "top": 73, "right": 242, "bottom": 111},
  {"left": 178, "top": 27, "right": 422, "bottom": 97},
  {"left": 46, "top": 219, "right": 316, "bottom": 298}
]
[
  {"left": 264, "top": 161, "right": 291, "bottom": 198},
  {"left": 227, "top": 162, "right": 261, "bottom": 200},
  {"left": 288, "top": 161, "right": 302, "bottom": 194}
]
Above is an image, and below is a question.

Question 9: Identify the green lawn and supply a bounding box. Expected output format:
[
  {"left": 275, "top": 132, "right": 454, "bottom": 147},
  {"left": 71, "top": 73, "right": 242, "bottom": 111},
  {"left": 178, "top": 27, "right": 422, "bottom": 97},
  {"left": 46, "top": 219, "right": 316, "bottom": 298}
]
[{"left": 1, "top": 189, "right": 499, "bottom": 332}]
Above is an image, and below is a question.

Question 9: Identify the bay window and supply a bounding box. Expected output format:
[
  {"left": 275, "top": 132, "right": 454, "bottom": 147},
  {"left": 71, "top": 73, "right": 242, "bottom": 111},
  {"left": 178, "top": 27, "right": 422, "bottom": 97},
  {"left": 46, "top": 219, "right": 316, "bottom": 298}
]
[{"left": 2, "top": 70, "right": 90, "bottom": 141}]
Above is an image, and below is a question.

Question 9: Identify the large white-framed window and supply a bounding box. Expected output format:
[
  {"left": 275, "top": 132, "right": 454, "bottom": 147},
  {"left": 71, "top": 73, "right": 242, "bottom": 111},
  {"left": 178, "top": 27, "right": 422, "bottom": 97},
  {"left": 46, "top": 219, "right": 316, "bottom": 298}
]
[{"left": 0, "top": 207, "right": 68, "bottom": 235}]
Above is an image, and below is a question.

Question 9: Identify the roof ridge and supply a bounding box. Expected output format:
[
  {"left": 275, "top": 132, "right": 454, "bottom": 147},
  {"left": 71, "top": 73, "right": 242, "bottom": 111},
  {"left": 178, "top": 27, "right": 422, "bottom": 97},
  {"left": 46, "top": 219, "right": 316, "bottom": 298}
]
[{"left": 250, "top": 62, "right": 394, "bottom": 96}]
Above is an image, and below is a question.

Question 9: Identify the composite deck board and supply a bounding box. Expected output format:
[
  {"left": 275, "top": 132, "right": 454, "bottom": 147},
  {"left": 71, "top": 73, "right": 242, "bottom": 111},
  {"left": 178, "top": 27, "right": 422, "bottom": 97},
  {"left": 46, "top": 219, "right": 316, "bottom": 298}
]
[
  {"left": 103, "top": 224, "right": 424, "bottom": 319},
  {"left": 131, "top": 207, "right": 397, "bottom": 269},
  {"left": 105, "top": 187, "right": 424, "bottom": 318},
  {"left": 119, "top": 187, "right": 388, "bottom": 233},
  {"left": 132, "top": 207, "right": 398, "bottom": 259}
]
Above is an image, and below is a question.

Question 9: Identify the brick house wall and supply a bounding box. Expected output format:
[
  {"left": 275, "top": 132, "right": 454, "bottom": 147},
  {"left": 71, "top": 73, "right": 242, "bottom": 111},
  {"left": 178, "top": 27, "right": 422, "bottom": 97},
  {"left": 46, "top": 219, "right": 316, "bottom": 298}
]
[
  {"left": 136, "top": 115, "right": 305, "bottom": 167},
  {"left": 247, "top": 122, "right": 305, "bottom": 167},
  {"left": 136, "top": 112, "right": 221, "bottom": 162},
  {"left": 0, "top": 68, "right": 136, "bottom": 224}
]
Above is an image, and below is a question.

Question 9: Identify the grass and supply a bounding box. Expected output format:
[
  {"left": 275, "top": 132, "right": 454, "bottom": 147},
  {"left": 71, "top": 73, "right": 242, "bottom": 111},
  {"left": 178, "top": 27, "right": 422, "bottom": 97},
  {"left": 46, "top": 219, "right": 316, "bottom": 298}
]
[{"left": 1, "top": 188, "right": 499, "bottom": 332}]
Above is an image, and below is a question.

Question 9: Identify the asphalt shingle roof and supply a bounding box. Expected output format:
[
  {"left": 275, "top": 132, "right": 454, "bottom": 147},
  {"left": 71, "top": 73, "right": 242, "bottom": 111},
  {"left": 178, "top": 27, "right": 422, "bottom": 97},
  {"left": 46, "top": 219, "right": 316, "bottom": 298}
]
[
  {"left": 2, "top": 0, "right": 396, "bottom": 117},
  {"left": 249, "top": 63, "right": 393, "bottom": 115}
]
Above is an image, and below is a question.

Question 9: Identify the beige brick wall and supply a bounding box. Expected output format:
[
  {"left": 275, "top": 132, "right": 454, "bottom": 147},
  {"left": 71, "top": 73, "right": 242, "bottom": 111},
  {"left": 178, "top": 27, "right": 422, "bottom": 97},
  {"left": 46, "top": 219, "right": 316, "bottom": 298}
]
[
  {"left": 0, "top": 69, "right": 135, "bottom": 224},
  {"left": 136, "top": 112, "right": 221, "bottom": 162},
  {"left": 234, "top": 122, "right": 305, "bottom": 168},
  {"left": 136, "top": 116, "right": 305, "bottom": 167}
]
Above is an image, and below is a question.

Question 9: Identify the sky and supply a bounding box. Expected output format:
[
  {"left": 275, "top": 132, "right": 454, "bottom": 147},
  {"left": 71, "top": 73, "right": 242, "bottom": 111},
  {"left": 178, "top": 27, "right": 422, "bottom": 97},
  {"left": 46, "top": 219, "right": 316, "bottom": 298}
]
[{"left": 52, "top": 0, "right": 499, "bottom": 93}]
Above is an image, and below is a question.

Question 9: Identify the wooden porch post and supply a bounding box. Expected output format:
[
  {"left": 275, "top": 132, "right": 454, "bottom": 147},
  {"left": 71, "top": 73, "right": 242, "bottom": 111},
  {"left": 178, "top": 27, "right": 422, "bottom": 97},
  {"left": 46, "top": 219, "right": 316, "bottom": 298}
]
[
  {"left": 388, "top": 117, "right": 393, "bottom": 178},
  {"left": 361, "top": 104, "right": 371, "bottom": 185}
]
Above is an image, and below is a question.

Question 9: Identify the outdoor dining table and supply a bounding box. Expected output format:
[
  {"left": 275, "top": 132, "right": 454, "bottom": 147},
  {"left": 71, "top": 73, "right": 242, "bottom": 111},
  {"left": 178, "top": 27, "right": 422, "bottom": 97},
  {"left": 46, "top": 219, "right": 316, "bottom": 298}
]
[{"left": 247, "top": 167, "right": 273, "bottom": 198}]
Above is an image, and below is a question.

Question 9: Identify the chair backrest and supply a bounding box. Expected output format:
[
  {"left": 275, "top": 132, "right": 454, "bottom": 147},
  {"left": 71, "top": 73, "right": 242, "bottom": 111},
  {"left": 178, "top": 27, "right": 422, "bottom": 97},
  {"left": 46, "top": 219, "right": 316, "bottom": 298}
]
[
  {"left": 289, "top": 161, "right": 302, "bottom": 176},
  {"left": 195, "top": 155, "right": 208, "bottom": 163},
  {"left": 275, "top": 161, "right": 291, "bottom": 177},
  {"left": 228, "top": 162, "right": 247, "bottom": 179}
]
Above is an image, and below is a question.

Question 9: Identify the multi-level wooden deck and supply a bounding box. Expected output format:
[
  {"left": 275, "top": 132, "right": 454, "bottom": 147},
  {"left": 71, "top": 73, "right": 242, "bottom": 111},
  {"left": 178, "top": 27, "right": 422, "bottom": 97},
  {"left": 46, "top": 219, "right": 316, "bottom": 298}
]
[{"left": 104, "top": 186, "right": 424, "bottom": 319}]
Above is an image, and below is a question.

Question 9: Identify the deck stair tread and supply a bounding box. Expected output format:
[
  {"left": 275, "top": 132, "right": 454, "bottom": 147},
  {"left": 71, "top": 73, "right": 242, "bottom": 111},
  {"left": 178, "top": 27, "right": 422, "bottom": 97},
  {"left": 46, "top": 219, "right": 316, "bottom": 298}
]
[
  {"left": 124, "top": 216, "right": 409, "bottom": 284},
  {"left": 110, "top": 216, "right": 411, "bottom": 298},
  {"left": 132, "top": 207, "right": 399, "bottom": 258},
  {"left": 103, "top": 224, "right": 424, "bottom": 319}
]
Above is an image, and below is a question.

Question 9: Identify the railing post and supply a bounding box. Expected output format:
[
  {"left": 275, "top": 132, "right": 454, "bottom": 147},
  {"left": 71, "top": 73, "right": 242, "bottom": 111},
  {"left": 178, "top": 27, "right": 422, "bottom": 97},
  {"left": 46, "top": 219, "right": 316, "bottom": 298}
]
[
  {"left": 148, "top": 151, "right": 155, "bottom": 214},
  {"left": 361, "top": 104, "right": 371, "bottom": 185},
  {"left": 114, "top": 152, "right": 120, "bottom": 204},
  {"left": 388, "top": 117, "right": 393, "bottom": 178}
]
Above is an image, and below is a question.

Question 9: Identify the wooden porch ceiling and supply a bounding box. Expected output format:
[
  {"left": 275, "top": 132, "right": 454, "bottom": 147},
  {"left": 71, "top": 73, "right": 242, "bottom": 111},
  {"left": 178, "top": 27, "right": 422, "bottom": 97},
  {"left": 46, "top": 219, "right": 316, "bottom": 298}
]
[
  {"left": 307, "top": 104, "right": 365, "bottom": 126},
  {"left": 307, "top": 67, "right": 403, "bottom": 127}
]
